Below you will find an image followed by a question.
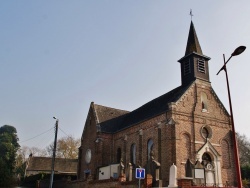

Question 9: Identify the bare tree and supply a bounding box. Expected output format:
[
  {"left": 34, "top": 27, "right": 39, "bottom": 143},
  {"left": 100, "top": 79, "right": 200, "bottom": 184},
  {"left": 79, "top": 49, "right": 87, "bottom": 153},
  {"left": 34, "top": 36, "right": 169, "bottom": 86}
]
[
  {"left": 28, "top": 147, "right": 47, "bottom": 157},
  {"left": 47, "top": 136, "right": 80, "bottom": 159},
  {"left": 17, "top": 146, "right": 48, "bottom": 161}
]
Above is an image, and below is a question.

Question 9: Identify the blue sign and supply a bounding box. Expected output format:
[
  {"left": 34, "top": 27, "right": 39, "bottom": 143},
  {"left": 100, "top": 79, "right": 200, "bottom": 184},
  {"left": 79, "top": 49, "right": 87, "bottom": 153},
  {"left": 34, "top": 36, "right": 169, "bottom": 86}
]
[{"left": 136, "top": 168, "right": 145, "bottom": 179}]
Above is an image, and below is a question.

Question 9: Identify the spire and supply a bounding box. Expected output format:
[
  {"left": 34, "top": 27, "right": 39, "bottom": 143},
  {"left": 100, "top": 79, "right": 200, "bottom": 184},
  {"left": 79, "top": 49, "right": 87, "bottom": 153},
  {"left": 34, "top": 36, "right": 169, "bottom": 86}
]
[
  {"left": 178, "top": 20, "right": 211, "bottom": 86},
  {"left": 185, "top": 21, "right": 203, "bottom": 56}
]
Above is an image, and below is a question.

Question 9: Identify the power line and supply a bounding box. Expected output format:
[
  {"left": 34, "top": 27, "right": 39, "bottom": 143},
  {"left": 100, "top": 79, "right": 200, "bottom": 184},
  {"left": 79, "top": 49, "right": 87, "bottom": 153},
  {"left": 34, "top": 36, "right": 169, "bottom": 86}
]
[
  {"left": 58, "top": 127, "right": 70, "bottom": 137},
  {"left": 19, "top": 127, "right": 54, "bottom": 143},
  {"left": 31, "top": 129, "right": 55, "bottom": 150}
]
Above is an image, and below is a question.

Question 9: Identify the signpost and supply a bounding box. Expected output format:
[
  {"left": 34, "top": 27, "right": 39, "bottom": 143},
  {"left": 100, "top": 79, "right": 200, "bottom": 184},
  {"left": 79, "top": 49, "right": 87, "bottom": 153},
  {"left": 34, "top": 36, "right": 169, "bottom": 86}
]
[{"left": 136, "top": 168, "right": 145, "bottom": 188}]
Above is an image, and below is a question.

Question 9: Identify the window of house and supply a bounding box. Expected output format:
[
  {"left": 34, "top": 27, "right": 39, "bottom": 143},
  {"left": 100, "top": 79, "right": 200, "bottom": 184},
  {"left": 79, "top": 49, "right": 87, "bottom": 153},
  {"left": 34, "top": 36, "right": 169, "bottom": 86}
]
[
  {"left": 201, "top": 92, "right": 208, "bottom": 112},
  {"left": 221, "top": 140, "right": 230, "bottom": 168},
  {"left": 117, "top": 148, "right": 121, "bottom": 163},
  {"left": 197, "top": 59, "right": 205, "bottom": 73},
  {"left": 147, "top": 139, "right": 154, "bottom": 160},
  {"left": 184, "top": 60, "right": 191, "bottom": 75},
  {"left": 182, "top": 133, "right": 191, "bottom": 162},
  {"left": 201, "top": 153, "right": 212, "bottom": 166},
  {"left": 201, "top": 126, "right": 212, "bottom": 140},
  {"left": 130, "top": 144, "right": 136, "bottom": 166}
]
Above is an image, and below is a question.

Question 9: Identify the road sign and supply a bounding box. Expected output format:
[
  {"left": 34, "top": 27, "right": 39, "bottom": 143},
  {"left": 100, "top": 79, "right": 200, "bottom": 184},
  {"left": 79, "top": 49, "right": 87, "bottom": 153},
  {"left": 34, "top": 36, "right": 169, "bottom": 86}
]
[{"left": 136, "top": 168, "right": 145, "bottom": 179}]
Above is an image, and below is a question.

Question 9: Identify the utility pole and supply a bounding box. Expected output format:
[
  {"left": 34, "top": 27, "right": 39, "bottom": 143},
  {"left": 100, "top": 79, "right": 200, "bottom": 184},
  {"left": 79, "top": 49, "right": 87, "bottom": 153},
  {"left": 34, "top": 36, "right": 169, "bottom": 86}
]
[{"left": 49, "top": 117, "right": 59, "bottom": 188}]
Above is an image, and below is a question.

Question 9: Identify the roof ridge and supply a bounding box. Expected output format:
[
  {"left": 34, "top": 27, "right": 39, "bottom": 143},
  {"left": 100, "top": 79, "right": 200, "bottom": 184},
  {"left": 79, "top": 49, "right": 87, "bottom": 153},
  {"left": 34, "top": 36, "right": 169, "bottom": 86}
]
[
  {"left": 93, "top": 103, "right": 129, "bottom": 112},
  {"left": 131, "top": 82, "right": 195, "bottom": 112},
  {"left": 30, "top": 156, "right": 77, "bottom": 160},
  {"left": 131, "top": 86, "right": 183, "bottom": 112}
]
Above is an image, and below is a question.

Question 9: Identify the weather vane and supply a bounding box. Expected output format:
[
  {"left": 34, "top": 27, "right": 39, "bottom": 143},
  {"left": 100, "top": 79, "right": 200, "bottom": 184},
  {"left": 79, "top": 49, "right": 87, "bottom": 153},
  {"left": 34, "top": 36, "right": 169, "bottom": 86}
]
[{"left": 190, "top": 9, "right": 193, "bottom": 20}]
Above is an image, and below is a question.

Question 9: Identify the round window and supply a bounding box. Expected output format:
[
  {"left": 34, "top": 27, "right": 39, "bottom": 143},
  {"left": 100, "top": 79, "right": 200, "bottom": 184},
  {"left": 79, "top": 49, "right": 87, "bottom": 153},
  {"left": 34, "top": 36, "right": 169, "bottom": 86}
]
[
  {"left": 202, "top": 127, "right": 209, "bottom": 138},
  {"left": 85, "top": 149, "right": 91, "bottom": 164},
  {"left": 201, "top": 126, "right": 212, "bottom": 139}
]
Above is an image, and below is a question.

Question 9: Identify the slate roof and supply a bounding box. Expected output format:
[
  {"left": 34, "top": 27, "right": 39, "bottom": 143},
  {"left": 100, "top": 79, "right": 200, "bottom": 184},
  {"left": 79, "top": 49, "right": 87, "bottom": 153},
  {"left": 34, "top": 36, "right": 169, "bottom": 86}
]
[
  {"left": 93, "top": 104, "right": 129, "bottom": 123},
  {"left": 97, "top": 83, "right": 192, "bottom": 133},
  {"left": 185, "top": 21, "right": 203, "bottom": 56},
  {"left": 26, "top": 157, "right": 78, "bottom": 174}
]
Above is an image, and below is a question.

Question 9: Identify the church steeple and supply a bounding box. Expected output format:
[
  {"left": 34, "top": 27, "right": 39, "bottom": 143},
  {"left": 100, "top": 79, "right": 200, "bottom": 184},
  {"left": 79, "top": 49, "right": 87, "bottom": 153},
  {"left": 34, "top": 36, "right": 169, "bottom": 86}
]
[
  {"left": 178, "top": 21, "right": 211, "bottom": 86},
  {"left": 185, "top": 21, "right": 203, "bottom": 56}
]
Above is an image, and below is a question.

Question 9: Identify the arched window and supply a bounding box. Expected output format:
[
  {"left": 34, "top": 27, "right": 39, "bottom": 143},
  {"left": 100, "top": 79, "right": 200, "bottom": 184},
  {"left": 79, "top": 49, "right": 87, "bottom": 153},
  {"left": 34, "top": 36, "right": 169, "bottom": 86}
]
[
  {"left": 202, "top": 152, "right": 212, "bottom": 166},
  {"left": 182, "top": 133, "right": 191, "bottom": 162},
  {"left": 116, "top": 148, "right": 121, "bottom": 163},
  {"left": 201, "top": 152, "right": 215, "bottom": 185},
  {"left": 130, "top": 144, "right": 136, "bottom": 166},
  {"left": 221, "top": 140, "right": 230, "bottom": 168},
  {"left": 201, "top": 92, "right": 208, "bottom": 112},
  {"left": 147, "top": 139, "right": 154, "bottom": 160}
]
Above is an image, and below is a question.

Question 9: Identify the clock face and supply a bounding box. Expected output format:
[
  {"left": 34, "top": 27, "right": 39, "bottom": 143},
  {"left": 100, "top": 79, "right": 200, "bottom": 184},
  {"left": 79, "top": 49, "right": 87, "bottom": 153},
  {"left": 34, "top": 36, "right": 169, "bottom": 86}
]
[{"left": 85, "top": 149, "right": 91, "bottom": 164}]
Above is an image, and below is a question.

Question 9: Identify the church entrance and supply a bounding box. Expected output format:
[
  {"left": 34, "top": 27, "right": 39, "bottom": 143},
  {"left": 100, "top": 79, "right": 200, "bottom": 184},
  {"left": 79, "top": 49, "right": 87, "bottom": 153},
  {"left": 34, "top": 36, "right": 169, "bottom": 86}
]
[
  {"left": 195, "top": 141, "right": 223, "bottom": 187},
  {"left": 201, "top": 153, "right": 215, "bottom": 186}
]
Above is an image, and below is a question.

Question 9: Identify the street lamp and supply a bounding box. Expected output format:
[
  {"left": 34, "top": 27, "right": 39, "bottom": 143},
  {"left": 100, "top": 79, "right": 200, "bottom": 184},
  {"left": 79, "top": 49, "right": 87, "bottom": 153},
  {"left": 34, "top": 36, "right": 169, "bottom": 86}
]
[
  {"left": 49, "top": 117, "right": 59, "bottom": 188},
  {"left": 217, "top": 46, "right": 246, "bottom": 187}
]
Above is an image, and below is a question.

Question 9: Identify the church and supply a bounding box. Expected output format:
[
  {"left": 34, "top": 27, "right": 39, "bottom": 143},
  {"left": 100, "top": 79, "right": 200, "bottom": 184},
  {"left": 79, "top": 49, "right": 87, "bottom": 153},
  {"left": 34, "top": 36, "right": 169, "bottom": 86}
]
[{"left": 78, "top": 21, "right": 236, "bottom": 187}]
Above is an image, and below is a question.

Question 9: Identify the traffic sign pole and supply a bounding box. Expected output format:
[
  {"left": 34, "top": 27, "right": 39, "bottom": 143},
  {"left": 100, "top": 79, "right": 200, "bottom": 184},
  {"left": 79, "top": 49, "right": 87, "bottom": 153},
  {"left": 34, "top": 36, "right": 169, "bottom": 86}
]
[{"left": 135, "top": 168, "right": 145, "bottom": 188}]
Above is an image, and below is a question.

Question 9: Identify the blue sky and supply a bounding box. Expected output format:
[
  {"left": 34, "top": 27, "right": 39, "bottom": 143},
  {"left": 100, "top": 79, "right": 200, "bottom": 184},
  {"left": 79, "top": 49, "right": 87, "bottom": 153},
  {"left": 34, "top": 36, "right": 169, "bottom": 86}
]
[{"left": 1, "top": 1, "right": 250, "bottom": 149}]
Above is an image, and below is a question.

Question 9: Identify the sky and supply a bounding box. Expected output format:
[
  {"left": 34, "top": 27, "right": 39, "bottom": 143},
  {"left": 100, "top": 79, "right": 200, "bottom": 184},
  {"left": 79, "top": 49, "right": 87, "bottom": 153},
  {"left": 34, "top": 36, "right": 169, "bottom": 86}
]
[{"left": 1, "top": 1, "right": 250, "bottom": 149}]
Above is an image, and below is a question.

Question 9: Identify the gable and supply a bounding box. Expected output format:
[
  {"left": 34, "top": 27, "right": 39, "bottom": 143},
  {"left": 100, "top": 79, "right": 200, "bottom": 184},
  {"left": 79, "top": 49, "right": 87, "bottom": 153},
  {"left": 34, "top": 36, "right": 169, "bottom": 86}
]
[
  {"left": 210, "top": 88, "right": 229, "bottom": 116},
  {"left": 173, "top": 80, "right": 230, "bottom": 123},
  {"left": 197, "top": 140, "right": 221, "bottom": 158},
  {"left": 81, "top": 103, "right": 97, "bottom": 139}
]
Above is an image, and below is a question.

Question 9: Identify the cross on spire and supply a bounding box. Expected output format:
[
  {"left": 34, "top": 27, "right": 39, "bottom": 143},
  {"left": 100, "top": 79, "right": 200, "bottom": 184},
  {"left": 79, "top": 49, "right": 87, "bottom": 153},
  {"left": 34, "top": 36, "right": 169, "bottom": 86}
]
[{"left": 190, "top": 9, "right": 193, "bottom": 20}]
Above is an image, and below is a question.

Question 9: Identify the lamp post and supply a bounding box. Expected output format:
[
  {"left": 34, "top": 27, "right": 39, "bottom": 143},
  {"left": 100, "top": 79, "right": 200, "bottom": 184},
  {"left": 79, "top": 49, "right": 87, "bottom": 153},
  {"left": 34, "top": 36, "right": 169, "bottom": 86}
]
[
  {"left": 217, "top": 46, "right": 246, "bottom": 187},
  {"left": 49, "top": 117, "right": 59, "bottom": 188}
]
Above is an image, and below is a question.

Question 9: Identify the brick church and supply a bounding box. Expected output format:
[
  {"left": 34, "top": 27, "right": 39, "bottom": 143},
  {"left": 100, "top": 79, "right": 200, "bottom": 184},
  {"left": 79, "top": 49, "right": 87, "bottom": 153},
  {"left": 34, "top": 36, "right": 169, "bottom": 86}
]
[{"left": 78, "top": 21, "right": 236, "bottom": 187}]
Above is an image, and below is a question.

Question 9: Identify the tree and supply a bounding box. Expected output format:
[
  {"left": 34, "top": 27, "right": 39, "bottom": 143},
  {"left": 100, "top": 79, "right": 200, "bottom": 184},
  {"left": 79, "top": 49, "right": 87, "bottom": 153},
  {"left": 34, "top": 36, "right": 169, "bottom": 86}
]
[
  {"left": 15, "top": 149, "right": 27, "bottom": 183},
  {"left": 0, "top": 125, "right": 20, "bottom": 186},
  {"left": 15, "top": 145, "right": 48, "bottom": 183},
  {"left": 236, "top": 133, "right": 250, "bottom": 181},
  {"left": 28, "top": 146, "right": 47, "bottom": 157},
  {"left": 18, "top": 145, "right": 47, "bottom": 158},
  {"left": 236, "top": 133, "right": 250, "bottom": 166},
  {"left": 47, "top": 136, "right": 80, "bottom": 159},
  {"left": 241, "top": 164, "right": 250, "bottom": 182}
]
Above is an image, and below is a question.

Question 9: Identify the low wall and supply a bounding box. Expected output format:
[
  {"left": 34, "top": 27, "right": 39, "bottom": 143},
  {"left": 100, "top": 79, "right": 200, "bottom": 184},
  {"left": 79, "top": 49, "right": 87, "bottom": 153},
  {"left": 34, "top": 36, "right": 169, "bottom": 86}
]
[{"left": 39, "top": 179, "right": 140, "bottom": 188}]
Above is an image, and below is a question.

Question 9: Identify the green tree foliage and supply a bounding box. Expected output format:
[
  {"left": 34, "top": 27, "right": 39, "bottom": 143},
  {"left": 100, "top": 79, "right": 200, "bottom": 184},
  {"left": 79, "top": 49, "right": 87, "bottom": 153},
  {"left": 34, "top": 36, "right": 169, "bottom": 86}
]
[
  {"left": 241, "top": 164, "right": 250, "bottom": 181},
  {"left": 237, "top": 133, "right": 250, "bottom": 166},
  {"left": 236, "top": 133, "right": 250, "bottom": 182},
  {"left": 0, "top": 125, "right": 20, "bottom": 186},
  {"left": 15, "top": 149, "right": 27, "bottom": 182}
]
